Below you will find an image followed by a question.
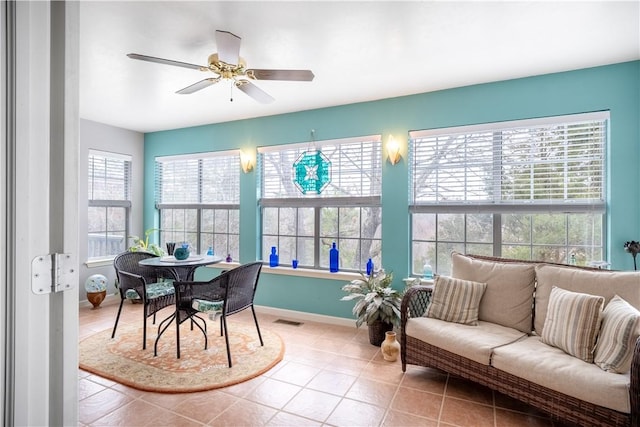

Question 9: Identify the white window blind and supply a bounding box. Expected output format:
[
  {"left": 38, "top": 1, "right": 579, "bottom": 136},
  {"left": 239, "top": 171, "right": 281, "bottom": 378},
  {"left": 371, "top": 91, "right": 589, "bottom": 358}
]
[
  {"left": 155, "top": 151, "right": 240, "bottom": 206},
  {"left": 410, "top": 112, "right": 607, "bottom": 209},
  {"left": 259, "top": 135, "right": 382, "bottom": 201},
  {"left": 87, "top": 150, "right": 131, "bottom": 259},
  {"left": 88, "top": 150, "right": 131, "bottom": 202}
]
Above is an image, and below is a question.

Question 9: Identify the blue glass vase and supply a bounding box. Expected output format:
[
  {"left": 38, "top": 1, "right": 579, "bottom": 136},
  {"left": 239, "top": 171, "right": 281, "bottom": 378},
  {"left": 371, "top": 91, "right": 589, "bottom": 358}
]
[
  {"left": 366, "top": 258, "right": 374, "bottom": 276},
  {"left": 330, "top": 242, "right": 339, "bottom": 272},
  {"left": 269, "top": 246, "right": 279, "bottom": 267}
]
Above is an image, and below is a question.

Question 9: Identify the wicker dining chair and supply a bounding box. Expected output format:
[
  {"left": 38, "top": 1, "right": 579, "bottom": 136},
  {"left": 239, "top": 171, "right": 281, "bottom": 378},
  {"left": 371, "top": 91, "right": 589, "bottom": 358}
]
[
  {"left": 111, "top": 251, "right": 176, "bottom": 350},
  {"left": 166, "top": 261, "right": 263, "bottom": 366}
]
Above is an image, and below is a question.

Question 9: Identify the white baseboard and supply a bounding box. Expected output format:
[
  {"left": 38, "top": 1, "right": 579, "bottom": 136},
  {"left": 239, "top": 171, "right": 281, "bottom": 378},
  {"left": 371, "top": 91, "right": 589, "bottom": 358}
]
[
  {"left": 79, "top": 295, "right": 356, "bottom": 328},
  {"left": 255, "top": 305, "right": 355, "bottom": 328}
]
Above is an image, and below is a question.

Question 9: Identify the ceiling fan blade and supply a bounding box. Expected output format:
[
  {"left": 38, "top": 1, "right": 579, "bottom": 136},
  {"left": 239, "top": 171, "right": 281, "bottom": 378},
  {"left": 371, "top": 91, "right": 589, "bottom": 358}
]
[
  {"left": 215, "top": 30, "right": 241, "bottom": 65},
  {"left": 247, "top": 69, "right": 315, "bottom": 81},
  {"left": 235, "top": 80, "right": 274, "bottom": 104},
  {"left": 127, "top": 53, "right": 207, "bottom": 71},
  {"left": 176, "top": 78, "right": 220, "bottom": 94}
]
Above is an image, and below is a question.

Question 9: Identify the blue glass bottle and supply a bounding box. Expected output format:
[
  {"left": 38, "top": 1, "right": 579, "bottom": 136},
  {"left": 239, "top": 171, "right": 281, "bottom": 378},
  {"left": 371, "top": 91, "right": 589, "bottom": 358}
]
[
  {"left": 206, "top": 246, "right": 213, "bottom": 256},
  {"left": 366, "top": 258, "right": 374, "bottom": 276},
  {"left": 269, "top": 246, "right": 279, "bottom": 267},
  {"left": 330, "top": 242, "right": 339, "bottom": 272}
]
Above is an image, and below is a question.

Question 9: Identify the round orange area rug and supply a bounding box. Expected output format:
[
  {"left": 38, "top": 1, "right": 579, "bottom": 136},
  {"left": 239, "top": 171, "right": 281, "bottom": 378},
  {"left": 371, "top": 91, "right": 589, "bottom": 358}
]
[{"left": 79, "top": 321, "right": 284, "bottom": 393}]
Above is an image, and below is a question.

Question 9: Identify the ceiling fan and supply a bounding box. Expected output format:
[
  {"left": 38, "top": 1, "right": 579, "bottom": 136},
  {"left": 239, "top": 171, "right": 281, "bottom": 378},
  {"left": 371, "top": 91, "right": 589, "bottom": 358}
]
[{"left": 127, "top": 30, "right": 314, "bottom": 104}]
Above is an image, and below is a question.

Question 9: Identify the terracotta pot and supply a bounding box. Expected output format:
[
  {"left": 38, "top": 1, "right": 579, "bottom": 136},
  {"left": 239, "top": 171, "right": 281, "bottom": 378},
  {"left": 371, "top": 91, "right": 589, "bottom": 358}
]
[
  {"left": 87, "top": 290, "right": 106, "bottom": 309},
  {"left": 381, "top": 331, "right": 401, "bottom": 362}
]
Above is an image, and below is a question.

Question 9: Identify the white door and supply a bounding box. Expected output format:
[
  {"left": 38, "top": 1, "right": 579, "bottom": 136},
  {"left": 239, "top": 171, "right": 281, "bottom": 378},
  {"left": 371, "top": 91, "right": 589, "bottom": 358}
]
[{"left": 2, "top": 1, "right": 79, "bottom": 425}]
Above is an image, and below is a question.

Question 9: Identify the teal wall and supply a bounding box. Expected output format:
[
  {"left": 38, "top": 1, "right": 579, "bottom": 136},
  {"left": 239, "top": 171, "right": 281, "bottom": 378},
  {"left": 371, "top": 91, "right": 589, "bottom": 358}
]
[{"left": 144, "top": 60, "right": 640, "bottom": 320}]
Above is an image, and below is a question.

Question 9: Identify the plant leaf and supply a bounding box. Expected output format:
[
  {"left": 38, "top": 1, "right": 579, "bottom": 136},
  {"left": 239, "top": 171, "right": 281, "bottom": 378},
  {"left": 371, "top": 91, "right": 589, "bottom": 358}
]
[{"left": 341, "top": 294, "right": 364, "bottom": 301}]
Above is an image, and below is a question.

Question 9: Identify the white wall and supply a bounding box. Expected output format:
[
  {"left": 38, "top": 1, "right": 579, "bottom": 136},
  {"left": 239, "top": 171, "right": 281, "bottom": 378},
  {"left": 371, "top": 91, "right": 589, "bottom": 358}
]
[{"left": 78, "top": 119, "right": 144, "bottom": 302}]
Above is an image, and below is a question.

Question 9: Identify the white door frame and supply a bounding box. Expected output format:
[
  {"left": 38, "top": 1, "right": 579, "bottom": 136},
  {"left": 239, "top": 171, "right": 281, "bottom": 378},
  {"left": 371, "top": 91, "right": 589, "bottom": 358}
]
[{"left": 3, "top": 1, "right": 79, "bottom": 425}]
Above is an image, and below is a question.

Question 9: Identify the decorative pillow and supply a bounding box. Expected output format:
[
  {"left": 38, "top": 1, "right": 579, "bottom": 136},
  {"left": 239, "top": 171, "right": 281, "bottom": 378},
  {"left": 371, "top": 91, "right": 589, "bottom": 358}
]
[
  {"left": 425, "top": 275, "right": 487, "bottom": 325},
  {"left": 541, "top": 287, "right": 604, "bottom": 363},
  {"left": 594, "top": 295, "right": 640, "bottom": 373}
]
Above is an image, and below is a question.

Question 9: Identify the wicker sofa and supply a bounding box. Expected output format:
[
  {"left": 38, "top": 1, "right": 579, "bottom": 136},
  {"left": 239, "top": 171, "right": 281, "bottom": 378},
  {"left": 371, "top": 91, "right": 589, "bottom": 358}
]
[{"left": 401, "top": 252, "right": 640, "bottom": 427}]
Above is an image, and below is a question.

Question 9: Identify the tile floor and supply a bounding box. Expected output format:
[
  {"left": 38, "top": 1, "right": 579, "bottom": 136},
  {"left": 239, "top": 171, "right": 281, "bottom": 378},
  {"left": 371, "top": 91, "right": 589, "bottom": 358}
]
[{"left": 79, "top": 298, "right": 564, "bottom": 426}]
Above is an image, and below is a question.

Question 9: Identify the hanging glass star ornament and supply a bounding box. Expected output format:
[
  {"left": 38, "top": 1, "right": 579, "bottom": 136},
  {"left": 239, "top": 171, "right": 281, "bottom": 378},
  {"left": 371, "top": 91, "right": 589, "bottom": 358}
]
[{"left": 292, "top": 150, "right": 331, "bottom": 194}]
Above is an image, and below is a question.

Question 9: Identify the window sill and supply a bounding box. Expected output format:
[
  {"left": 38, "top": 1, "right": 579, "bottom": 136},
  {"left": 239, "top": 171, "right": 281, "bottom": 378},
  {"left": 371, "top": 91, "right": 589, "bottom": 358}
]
[
  {"left": 206, "top": 263, "right": 361, "bottom": 281},
  {"left": 85, "top": 257, "right": 115, "bottom": 268},
  {"left": 261, "top": 266, "right": 361, "bottom": 281},
  {"left": 403, "top": 277, "right": 434, "bottom": 286}
]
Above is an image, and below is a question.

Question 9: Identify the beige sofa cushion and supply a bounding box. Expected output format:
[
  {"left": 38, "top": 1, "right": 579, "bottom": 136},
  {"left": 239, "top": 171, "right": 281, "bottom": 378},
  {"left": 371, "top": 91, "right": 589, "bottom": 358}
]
[
  {"left": 405, "top": 317, "right": 526, "bottom": 365},
  {"left": 491, "top": 336, "right": 631, "bottom": 413},
  {"left": 451, "top": 252, "right": 536, "bottom": 333},
  {"left": 534, "top": 264, "right": 640, "bottom": 335}
]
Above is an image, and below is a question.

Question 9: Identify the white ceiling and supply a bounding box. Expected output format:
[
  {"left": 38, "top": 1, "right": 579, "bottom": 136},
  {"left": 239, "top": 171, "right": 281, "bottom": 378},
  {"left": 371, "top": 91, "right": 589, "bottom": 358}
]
[{"left": 79, "top": 1, "right": 640, "bottom": 133}]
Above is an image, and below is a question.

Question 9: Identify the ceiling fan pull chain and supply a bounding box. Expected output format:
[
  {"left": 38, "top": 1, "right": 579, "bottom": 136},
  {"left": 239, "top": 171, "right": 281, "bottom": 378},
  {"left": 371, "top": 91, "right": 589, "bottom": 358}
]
[{"left": 230, "top": 81, "right": 234, "bottom": 102}]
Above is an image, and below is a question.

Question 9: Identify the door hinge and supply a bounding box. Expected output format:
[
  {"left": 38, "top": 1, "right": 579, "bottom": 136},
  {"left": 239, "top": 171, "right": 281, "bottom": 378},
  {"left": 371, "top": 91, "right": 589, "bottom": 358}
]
[{"left": 32, "top": 253, "right": 76, "bottom": 295}]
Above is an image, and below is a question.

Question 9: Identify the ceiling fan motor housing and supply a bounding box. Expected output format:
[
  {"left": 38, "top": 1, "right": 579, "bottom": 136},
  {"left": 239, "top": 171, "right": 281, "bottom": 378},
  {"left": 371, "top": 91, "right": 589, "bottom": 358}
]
[{"left": 208, "top": 53, "right": 247, "bottom": 79}]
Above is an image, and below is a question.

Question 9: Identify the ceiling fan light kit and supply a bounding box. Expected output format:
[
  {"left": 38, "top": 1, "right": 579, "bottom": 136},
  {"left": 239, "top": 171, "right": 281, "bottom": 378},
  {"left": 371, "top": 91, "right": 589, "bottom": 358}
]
[{"left": 128, "top": 30, "right": 314, "bottom": 104}]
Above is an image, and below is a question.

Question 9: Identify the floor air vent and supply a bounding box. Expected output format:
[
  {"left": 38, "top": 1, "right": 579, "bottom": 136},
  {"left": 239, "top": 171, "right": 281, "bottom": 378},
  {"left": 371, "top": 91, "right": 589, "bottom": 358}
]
[{"left": 274, "top": 319, "right": 303, "bottom": 326}]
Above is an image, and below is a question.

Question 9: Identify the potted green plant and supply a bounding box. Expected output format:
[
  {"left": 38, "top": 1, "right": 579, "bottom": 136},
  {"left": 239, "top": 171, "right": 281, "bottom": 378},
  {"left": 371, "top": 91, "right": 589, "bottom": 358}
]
[
  {"left": 128, "top": 228, "right": 164, "bottom": 256},
  {"left": 340, "top": 269, "right": 402, "bottom": 346}
]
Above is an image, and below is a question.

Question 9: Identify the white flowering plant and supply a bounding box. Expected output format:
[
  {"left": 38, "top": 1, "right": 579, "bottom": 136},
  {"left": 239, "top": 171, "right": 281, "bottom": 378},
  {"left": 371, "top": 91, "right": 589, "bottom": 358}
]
[{"left": 340, "top": 269, "right": 402, "bottom": 328}]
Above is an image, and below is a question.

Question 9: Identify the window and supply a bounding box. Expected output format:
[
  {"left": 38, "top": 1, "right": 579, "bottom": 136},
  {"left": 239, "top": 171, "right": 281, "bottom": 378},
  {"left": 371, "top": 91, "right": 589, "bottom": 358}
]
[
  {"left": 259, "top": 136, "right": 382, "bottom": 271},
  {"left": 87, "top": 150, "right": 131, "bottom": 259},
  {"left": 155, "top": 151, "right": 240, "bottom": 258},
  {"left": 410, "top": 112, "right": 608, "bottom": 275}
]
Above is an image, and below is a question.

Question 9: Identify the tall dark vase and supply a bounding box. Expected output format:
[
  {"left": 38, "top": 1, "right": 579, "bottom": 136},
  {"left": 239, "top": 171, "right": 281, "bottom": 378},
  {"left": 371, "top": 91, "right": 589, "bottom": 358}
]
[{"left": 368, "top": 320, "right": 394, "bottom": 346}]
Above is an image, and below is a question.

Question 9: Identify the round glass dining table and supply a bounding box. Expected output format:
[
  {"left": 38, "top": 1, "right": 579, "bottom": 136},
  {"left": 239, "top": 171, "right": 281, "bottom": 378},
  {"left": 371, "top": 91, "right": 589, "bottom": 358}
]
[{"left": 138, "top": 254, "right": 223, "bottom": 281}]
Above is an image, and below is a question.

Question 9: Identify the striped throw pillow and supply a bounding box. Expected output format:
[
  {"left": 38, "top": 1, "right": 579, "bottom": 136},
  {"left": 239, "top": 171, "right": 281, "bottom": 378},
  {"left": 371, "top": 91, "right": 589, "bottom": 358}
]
[
  {"left": 594, "top": 295, "right": 640, "bottom": 373},
  {"left": 425, "top": 276, "right": 487, "bottom": 325},
  {"left": 541, "top": 287, "right": 604, "bottom": 363}
]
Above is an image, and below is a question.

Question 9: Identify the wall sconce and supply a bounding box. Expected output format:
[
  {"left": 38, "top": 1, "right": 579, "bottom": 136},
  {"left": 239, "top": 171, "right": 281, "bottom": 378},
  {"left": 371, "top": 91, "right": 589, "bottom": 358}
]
[
  {"left": 386, "top": 135, "right": 401, "bottom": 165},
  {"left": 240, "top": 150, "right": 254, "bottom": 173}
]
